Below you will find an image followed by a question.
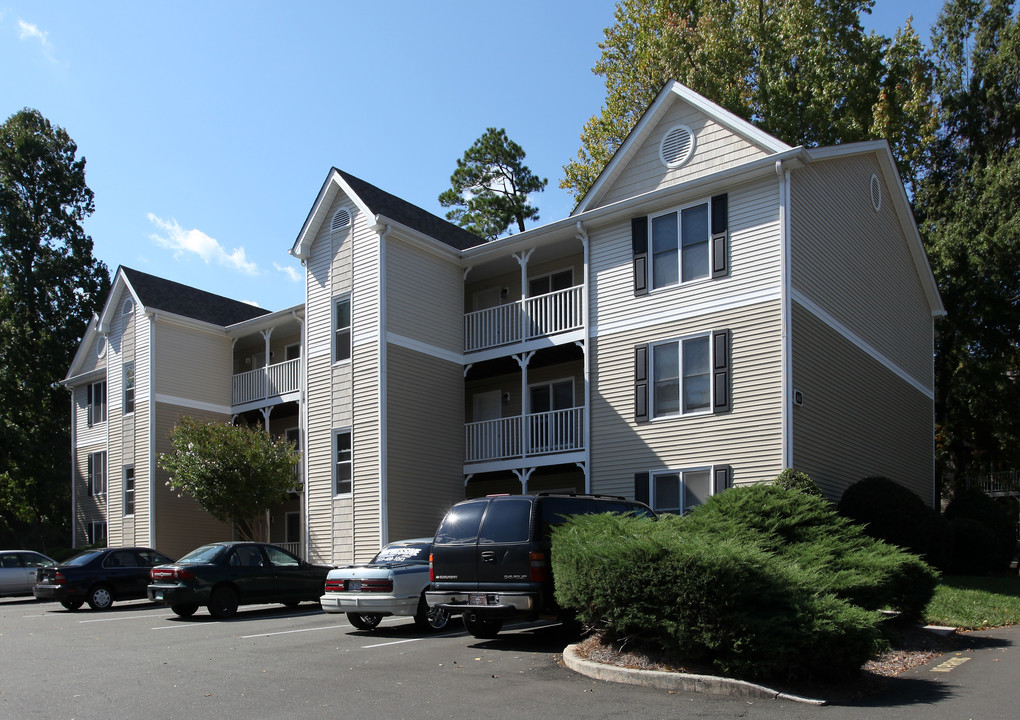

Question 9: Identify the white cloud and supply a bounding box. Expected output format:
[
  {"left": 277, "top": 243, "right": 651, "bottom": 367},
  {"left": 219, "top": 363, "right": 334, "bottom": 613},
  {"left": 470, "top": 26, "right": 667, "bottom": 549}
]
[
  {"left": 148, "top": 214, "right": 259, "bottom": 276},
  {"left": 18, "top": 19, "right": 57, "bottom": 61},
  {"left": 274, "top": 262, "right": 302, "bottom": 282}
]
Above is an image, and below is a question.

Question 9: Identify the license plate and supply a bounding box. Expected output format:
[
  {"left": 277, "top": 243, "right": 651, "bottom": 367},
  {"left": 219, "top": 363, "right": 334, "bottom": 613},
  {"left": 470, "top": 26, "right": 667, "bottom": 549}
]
[
  {"left": 348, "top": 580, "right": 361, "bottom": 592},
  {"left": 469, "top": 594, "right": 488, "bottom": 606}
]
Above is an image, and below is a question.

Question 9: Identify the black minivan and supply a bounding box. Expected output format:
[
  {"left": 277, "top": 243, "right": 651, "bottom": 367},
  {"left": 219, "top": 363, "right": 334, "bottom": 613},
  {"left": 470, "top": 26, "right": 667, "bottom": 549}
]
[{"left": 426, "top": 493, "right": 655, "bottom": 638}]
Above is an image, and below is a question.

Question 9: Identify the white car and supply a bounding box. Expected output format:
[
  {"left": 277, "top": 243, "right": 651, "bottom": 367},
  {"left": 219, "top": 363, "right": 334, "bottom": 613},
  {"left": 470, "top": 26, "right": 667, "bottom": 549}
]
[
  {"left": 0, "top": 550, "right": 56, "bottom": 597},
  {"left": 320, "top": 538, "right": 450, "bottom": 631}
]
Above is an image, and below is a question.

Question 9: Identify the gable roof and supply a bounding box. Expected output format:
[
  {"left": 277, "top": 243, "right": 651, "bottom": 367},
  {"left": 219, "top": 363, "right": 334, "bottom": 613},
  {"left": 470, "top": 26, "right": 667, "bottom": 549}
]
[
  {"left": 117, "top": 267, "right": 271, "bottom": 327},
  {"left": 291, "top": 168, "right": 482, "bottom": 259},
  {"left": 573, "top": 81, "right": 792, "bottom": 215}
]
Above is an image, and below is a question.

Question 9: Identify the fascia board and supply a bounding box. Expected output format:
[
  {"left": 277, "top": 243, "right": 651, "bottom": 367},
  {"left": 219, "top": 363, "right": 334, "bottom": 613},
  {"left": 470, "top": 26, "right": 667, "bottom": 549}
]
[
  {"left": 144, "top": 308, "right": 231, "bottom": 337},
  {"left": 64, "top": 314, "right": 100, "bottom": 383},
  {"left": 291, "top": 169, "right": 374, "bottom": 260},
  {"left": 372, "top": 214, "right": 464, "bottom": 263},
  {"left": 62, "top": 366, "right": 107, "bottom": 388},
  {"left": 225, "top": 304, "right": 305, "bottom": 335}
]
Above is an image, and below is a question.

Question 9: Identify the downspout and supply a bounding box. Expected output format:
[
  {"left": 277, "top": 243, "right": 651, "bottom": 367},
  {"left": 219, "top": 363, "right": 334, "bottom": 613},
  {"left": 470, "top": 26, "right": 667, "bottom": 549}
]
[
  {"left": 576, "top": 221, "right": 591, "bottom": 494},
  {"left": 291, "top": 308, "right": 308, "bottom": 560},
  {"left": 149, "top": 314, "right": 157, "bottom": 548},
  {"left": 68, "top": 386, "right": 76, "bottom": 548},
  {"left": 377, "top": 221, "right": 391, "bottom": 548},
  {"left": 778, "top": 161, "right": 793, "bottom": 469}
]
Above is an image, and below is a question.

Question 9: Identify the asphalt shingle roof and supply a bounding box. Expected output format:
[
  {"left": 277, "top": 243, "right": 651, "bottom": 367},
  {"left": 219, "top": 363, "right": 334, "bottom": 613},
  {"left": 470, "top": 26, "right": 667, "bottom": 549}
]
[{"left": 120, "top": 267, "right": 271, "bottom": 327}]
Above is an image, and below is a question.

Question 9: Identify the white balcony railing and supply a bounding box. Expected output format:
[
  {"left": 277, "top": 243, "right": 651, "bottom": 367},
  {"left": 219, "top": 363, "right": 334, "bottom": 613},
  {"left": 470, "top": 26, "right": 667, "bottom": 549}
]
[
  {"left": 232, "top": 358, "right": 301, "bottom": 406},
  {"left": 465, "top": 407, "right": 584, "bottom": 463},
  {"left": 465, "top": 286, "right": 583, "bottom": 352}
]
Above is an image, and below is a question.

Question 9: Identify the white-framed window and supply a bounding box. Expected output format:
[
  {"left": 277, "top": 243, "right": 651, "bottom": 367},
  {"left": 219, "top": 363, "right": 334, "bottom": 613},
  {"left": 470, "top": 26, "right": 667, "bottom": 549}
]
[
  {"left": 332, "top": 296, "right": 351, "bottom": 364},
  {"left": 652, "top": 467, "right": 713, "bottom": 513},
  {"left": 123, "top": 362, "right": 135, "bottom": 415},
  {"left": 528, "top": 379, "right": 574, "bottom": 414},
  {"left": 650, "top": 200, "right": 710, "bottom": 289},
  {"left": 528, "top": 268, "right": 573, "bottom": 297},
  {"left": 285, "top": 343, "right": 300, "bottom": 361},
  {"left": 87, "top": 381, "right": 107, "bottom": 427},
  {"left": 123, "top": 466, "right": 135, "bottom": 516},
  {"left": 87, "top": 451, "right": 107, "bottom": 497},
  {"left": 333, "top": 429, "right": 352, "bottom": 496},
  {"left": 651, "top": 333, "right": 711, "bottom": 417},
  {"left": 87, "top": 521, "right": 107, "bottom": 546}
]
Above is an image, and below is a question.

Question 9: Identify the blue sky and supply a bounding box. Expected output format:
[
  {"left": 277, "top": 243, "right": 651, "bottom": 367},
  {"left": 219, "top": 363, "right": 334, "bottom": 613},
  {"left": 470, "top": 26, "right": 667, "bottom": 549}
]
[{"left": 3, "top": 1, "right": 943, "bottom": 313}]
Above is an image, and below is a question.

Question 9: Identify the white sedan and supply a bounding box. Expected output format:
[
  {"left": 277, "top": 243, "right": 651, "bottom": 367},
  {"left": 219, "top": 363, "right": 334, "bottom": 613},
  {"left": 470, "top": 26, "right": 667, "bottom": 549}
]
[{"left": 321, "top": 538, "right": 450, "bottom": 631}]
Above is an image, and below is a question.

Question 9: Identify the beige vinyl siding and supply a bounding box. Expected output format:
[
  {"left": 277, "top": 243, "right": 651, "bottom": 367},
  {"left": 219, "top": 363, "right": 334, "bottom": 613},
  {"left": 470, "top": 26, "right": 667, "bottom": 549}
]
[
  {"left": 76, "top": 329, "right": 106, "bottom": 376},
  {"left": 592, "top": 178, "right": 782, "bottom": 332},
  {"left": 73, "top": 440, "right": 107, "bottom": 546},
  {"left": 791, "top": 305, "right": 934, "bottom": 505},
  {"left": 152, "top": 402, "right": 232, "bottom": 558},
  {"left": 385, "top": 344, "right": 465, "bottom": 542},
  {"left": 790, "top": 156, "right": 933, "bottom": 385},
  {"left": 597, "top": 99, "right": 771, "bottom": 208},
  {"left": 154, "top": 322, "right": 232, "bottom": 406},
  {"left": 590, "top": 299, "right": 785, "bottom": 498},
  {"left": 386, "top": 238, "right": 463, "bottom": 352}
]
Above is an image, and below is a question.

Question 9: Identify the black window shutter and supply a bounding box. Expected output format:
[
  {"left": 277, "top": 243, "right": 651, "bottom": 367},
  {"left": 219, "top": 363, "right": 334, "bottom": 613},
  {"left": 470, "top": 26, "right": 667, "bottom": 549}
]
[
  {"left": 712, "top": 330, "right": 730, "bottom": 413},
  {"left": 711, "top": 194, "right": 729, "bottom": 278},
  {"left": 86, "top": 384, "right": 93, "bottom": 427},
  {"left": 632, "top": 217, "right": 648, "bottom": 295},
  {"left": 634, "top": 344, "right": 649, "bottom": 422},
  {"left": 713, "top": 465, "right": 732, "bottom": 494},
  {"left": 87, "top": 454, "right": 93, "bottom": 496},
  {"left": 635, "top": 472, "right": 650, "bottom": 506}
]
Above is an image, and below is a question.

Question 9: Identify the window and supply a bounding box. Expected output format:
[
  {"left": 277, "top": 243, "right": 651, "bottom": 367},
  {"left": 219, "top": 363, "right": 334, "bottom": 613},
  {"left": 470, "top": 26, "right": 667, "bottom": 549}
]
[
  {"left": 333, "top": 297, "right": 351, "bottom": 363},
  {"left": 123, "top": 363, "right": 135, "bottom": 415},
  {"left": 634, "top": 466, "right": 731, "bottom": 513},
  {"left": 528, "top": 268, "right": 573, "bottom": 297},
  {"left": 529, "top": 379, "right": 574, "bottom": 414},
  {"left": 87, "top": 451, "right": 107, "bottom": 497},
  {"left": 87, "top": 521, "right": 107, "bottom": 545},
  {"left": 123, "top": 466, "right": 135, "bottom": 515},
  {"left": 635, "top": 330, "right": 729, "bottom": 421},
  {"left": 632, "top": 194, "right": 729, "bottom": 296},
  {"left": 87, "top": 381, "right": 106, "bottom": 426},
  {"left": 333, "top": 430, "right": 352, "bottom": 495}
]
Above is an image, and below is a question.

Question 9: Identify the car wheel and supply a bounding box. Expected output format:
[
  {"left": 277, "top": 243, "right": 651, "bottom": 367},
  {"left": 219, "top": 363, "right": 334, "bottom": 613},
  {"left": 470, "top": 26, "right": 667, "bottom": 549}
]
[
  {"left": 346, "top": 612, "right": 382, "bottom": 630},
  {"left": 87, "top": 585, "right": 114, "bottom": 611},
  {"left": 463, "top": 613, "right": 502, "bottom": 639},
  {"left": 171, "top": 603, "right": 199, "bottom": 618},
  {"left": 207, "top": 586, "right": 239, "bottom": 619},
  {"left": 413, "top": 593, "right": 450, "bottom": 631},
  {"left": 60, "top": 599, "right": 84, "bottom": 611}
]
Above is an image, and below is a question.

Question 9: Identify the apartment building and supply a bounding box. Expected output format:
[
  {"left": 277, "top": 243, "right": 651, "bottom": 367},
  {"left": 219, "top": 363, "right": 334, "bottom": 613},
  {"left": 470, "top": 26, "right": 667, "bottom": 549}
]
[{"left": 64, "top": 81, "right": 944, "bottom": 562}]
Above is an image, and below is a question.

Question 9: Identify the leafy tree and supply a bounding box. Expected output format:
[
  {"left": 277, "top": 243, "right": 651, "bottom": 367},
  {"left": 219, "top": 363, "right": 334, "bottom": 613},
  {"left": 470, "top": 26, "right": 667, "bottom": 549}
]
[
  {"left": 159, "top": 417, "right": 302, "bottom": 542},
  {"left": 439, "top": 127, "right": 547, "bottom": 240},
  {"left": 0, "top": 108, "right": 110, "bottom": 549},
  {"left": 917, "top": 0, "right": 1020, "bottom": 483},
  {"left": 561, "top": 0, "right": 936, "bottom": 198}
]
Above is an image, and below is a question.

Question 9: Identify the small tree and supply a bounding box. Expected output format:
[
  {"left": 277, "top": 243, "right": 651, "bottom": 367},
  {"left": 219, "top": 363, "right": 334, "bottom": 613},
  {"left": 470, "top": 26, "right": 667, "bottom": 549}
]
[
  {"left": 438, "top": 127, "right": 547, "bottom": 241},
  {"left": 159, "top": 417, "right": 301, "bottom": 542}
]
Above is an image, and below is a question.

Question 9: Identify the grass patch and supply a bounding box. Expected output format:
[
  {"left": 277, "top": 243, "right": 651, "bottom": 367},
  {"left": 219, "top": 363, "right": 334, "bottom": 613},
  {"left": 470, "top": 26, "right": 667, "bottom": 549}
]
[{"left": 925, "top": 575, "right": 1020, "bottom": 629}]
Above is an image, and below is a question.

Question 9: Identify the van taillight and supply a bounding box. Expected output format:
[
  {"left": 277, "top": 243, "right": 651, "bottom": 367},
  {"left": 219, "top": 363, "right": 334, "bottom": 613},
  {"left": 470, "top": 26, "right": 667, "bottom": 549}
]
[
  {"left": 429, "top": 553, "right": 434, "bottom": 583},
  {"left": 529, "top": 552, "right": 548, "bottom": 582}
]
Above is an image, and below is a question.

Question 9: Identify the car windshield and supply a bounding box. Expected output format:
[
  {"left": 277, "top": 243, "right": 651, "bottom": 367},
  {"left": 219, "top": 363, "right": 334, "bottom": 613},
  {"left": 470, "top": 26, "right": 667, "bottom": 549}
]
[
  {"left": 371, "top": 543, "right": 429, "bottom": 565},
  {"left": 176, "top": 545, "right": 226, "bottom": 564},
  {"left": 62, "top": 550, "right": 103, "bottom": 566}
]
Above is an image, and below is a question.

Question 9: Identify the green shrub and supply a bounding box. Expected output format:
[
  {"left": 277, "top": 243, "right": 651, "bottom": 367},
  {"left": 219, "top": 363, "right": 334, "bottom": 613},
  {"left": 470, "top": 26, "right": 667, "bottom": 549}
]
[
  {"left": 944, "top": 488, "right": 1015, "bottom": 574},
  {"left": 837, "top": 476, "right": 951, "bottom": 570},
  {"left": 771, "top": 467, "right": 823, "bottom": 496}
]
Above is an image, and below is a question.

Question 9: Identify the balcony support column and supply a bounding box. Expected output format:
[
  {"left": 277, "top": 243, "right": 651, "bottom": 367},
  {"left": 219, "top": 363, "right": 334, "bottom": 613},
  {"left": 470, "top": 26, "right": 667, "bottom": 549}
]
[
  {"left": 261, "top": 328, "right": 274, "bottom": 400},
  {"left": 514, "top": 249, "right": 534, "bottom": 341},
  {"left": 514, "top": 351, "right": 534, "bottom": 458},
  {"left": 512, "top": 467, "right": 534, "bottom": 494}
]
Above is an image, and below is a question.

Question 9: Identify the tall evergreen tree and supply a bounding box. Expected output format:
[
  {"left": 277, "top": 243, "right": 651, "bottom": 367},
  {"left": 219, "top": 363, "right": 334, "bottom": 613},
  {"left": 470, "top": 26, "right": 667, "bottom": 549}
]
[{"left": 0, "top": 108, "right": 110, "bottom": 548}]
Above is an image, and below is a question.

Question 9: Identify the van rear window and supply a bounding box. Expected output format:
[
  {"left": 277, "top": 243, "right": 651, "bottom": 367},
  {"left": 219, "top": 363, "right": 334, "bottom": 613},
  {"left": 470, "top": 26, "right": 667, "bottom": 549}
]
[
  {"left": 478, "top": 498, "right": 532, "bottom": 544},
  {"left": 434, "top": 500, "right": 487, "bottom": 544}
]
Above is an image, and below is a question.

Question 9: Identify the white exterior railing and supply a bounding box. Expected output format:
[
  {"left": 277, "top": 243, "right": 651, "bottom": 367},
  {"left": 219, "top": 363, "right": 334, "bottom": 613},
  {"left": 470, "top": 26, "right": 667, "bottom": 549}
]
[
  {"left": 272, "top": 542, "right": 301, "bottom": 558},
  {"left": 465, "top": 407, "right": 584, "bottom": 463},
  {"left": 232, "top": 358, "right": 301, "bottom": 406},
  {"left": 465, "top": 285, "right": 583, "bottom": 352}
]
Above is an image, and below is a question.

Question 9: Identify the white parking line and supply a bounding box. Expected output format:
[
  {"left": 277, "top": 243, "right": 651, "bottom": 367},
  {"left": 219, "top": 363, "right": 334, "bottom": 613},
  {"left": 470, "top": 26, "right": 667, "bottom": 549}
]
[
  {"left": 79, "top": 615, "right": 158, "bottom": 624},
  {"left": 361, "top": 638, "right": 422, "bottom": 648},
  {"left": 240, "top": 624, "right": 348, "bottom": 639},
  {"left": 151, "top": 621, "right": 223, "bottom": 630}
]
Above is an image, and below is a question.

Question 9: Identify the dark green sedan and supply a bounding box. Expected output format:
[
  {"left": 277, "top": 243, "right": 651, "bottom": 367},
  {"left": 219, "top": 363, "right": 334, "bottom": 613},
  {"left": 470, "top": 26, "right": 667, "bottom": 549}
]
[{"left": 147, "top": 542, "right": 331, "bottom": 619}]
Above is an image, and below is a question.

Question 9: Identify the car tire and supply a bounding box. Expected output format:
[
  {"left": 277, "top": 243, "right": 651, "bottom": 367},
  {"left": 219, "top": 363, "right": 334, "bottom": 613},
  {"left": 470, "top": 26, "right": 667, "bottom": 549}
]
[
  {"left": 60, "top": 599, "right": 84, "bottom": 611},
  {"left": 207, "top": 586, "right": 239, "bottom": 619},
  {"left": 346, "top": 612, "right": 382, "bottom": 630},
  {"left": 413, "top": 593, "right": 450, "bottom": 631},
  {"left": 171, "top": 603, "right": 199, "bottom": 618},
  {"left": 87, "top": 585, "right": 114, "bottom": 611},
  {"left": 463, "top": 613, "right": 502, "bottom": 639}
]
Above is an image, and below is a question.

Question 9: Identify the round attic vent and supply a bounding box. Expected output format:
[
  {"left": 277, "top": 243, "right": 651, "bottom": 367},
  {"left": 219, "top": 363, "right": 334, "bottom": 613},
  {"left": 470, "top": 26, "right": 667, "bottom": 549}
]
[
  {"left": 96, "top": 335, "right": 107, "bottom": 358},
  {"left": 870, "top": 174, "right": 882, "bottom": 212},
  {"left": 331, "top": 207, "right": 352, "bottom": 232},
  {"left": 660, "top": 124, "right": 695, "bottom": 168}
]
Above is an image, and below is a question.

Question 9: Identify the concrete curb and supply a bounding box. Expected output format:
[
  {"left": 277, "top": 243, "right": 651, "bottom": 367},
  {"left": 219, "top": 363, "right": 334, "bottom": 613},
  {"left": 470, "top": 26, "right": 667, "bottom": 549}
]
[{"left": 562, "top": 644, "right": 827, "bottom": 705}]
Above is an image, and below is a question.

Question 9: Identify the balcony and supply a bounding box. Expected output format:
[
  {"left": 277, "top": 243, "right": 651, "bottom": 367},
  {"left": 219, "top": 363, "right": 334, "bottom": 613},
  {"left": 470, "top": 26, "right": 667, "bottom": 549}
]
[
  {"left": 465, "top": 407, "right": 584, "bottom": 464},
  {"left": 465, "top": 285, "right": 583, "bottom": 353},
  {"left": 232, "top": 358, "right": 301, "bottom": 406}
]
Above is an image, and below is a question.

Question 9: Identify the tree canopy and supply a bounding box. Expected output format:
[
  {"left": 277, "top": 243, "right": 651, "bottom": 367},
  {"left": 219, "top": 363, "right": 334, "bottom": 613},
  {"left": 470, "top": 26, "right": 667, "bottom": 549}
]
[
  {"left": 439, "top": 127, "right": 547, "bottom": 240},
  {"left": 159, "top": 417, "right": 302, "bottom": 542},
  {"left": 0, "top": 108, "right": 109, "bottom": 549}
]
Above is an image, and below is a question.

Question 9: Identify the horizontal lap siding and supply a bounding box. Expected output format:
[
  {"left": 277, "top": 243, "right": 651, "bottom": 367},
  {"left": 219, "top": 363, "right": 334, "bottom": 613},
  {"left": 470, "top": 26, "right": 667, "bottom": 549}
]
[
  {"left": 153, "top": 323, "right": 233, "bottom": 407},
  {"left": 791, "top": 305, "right": 934, "bottom": 505},
  {"left": 385, "top": 344, "right": 465, "bottom": 542},
  {"left": 597, "top": 100, "right": 770, "bottom": 208},
  {"left": 386, "top": 239, "right": 462, "bottom": 351},
  {"left": 790, "top": 157, "right": 933, "bottom": 385}
]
